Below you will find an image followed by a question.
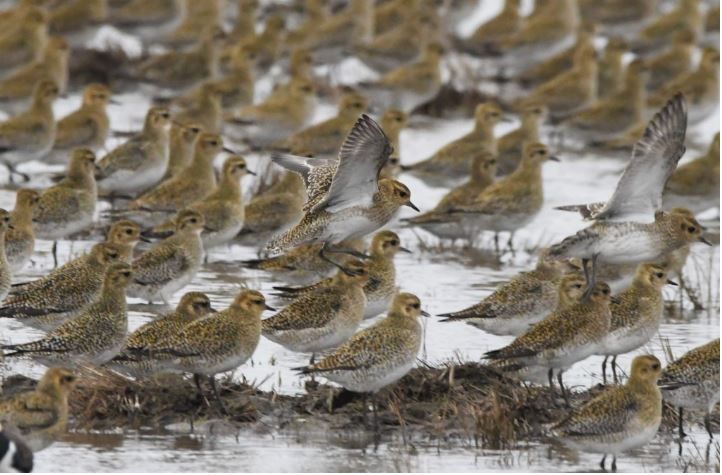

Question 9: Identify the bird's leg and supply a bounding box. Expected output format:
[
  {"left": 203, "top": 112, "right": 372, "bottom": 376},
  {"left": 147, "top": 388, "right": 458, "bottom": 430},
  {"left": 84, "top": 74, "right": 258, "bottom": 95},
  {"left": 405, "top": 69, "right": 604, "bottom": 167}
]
[
  {"left": 705, "top": 413, "right": 713, "bottom": 439},
  {"left": 611, "top": 356, "right": 618, "bottom": 383},
  {"left": 209, "top": 376, "right": 229, "bottom": 416},
  {"left": 611, "top": 456, "right": 617, "bottom": 472},
  {"left": 362, "top": 393, "right": 369, "bottom": 427},
  {"left": 52, "top": 241, "right": 58, "bottom": 268},
  {"left": 5, "top": 163, "right": 29, "bottom": 183},
  {"left": 602, "top": 356, "right": 608, "bottom": 385},
  {"left": 324, "top": 244, "right": 370, "bottom": 260},
  {"left": 371, "top": 393, "right": 379, "bottom": 435},
  {"left": 493, "top": 233, "right": 500, "bottom": 255},
  {"left": 581, "top": 254, "right": 599, "bottom": 300},
  {"left": 506, "top": 232, "right": 515, "bottom": 255},
  {"left": 678, "top": 407, "right": 686, "bottom": 439},
  {"left": 193, "top": 373, "right": 205, "bottom": 401},
  {"left": 547, "top": 368, "right": 556, "bottom": 397},
  {"left": 600, "top": 455, "right": 606, "bottom": 472},
  {"left": 557, "top": 371, "right": 570, "bottom": 407},
  {"left": 319, "top": 243, "right": 361, "bottom": 276}
]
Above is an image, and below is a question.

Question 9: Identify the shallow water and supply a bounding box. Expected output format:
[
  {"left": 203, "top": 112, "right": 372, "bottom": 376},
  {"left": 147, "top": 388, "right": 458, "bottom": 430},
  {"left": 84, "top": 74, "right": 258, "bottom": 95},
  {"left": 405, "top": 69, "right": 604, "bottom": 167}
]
[{"left": 0, "top": 3, "right": 720, "bottom": 472}]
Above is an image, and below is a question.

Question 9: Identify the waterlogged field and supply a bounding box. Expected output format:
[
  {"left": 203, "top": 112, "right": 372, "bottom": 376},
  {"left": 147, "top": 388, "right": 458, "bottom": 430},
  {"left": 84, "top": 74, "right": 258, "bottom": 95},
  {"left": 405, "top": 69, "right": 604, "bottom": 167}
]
[{"left": 0, "top": 2, "right": 718, "bottom": 472}]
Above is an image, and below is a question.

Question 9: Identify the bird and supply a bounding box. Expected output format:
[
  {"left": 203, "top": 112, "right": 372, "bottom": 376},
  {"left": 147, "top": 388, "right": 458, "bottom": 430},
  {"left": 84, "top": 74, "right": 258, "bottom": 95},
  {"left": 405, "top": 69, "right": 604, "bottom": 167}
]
[
  {"left": 226, "top": 77, "right": 317, "bottom": 146},
  {"left": 303, "top": 0, "right": 373, "bottom": 63},
  {"left": 446, "top": 142, "right": 559, "bottom": 252},
  {"left": 373, "top": 0, "right": 417, "bottom": 36},
  {"left": 439, "top": 252, "right": 583, "bottom": 336},
  {"left": 126, "top": 209, "right": 205, "bottom": 304},
  {"left": 0, "top": 242, "right": 127, "bottom": 331},
  {"left": 516, "top": 24, "right": 596, "bottom": 89},
  {"left": 33, "top": 149, "right": 98, "bottom": 265},
  {"left": 485, "top": 281, "right": 613, "bottom": 404},
  {"left": 404, "top": 102, "right": 502, "bottom": 187},
  {"left": 95, "top": 106, "right": 171, "bottom": 197},
  {"left": 294, "top": 292, "right": 428, "bottom": 427},
  {"left": 664, "top": 132, "right": 720, "bottom": 213},
  {"left": 0, "top": 423, "right": 33, "bottom": 472},
  {"left": 578, "top": 0, "right": 657, "bottom": 35},
  {"left": 2, "top": 262, "right": 132, "bottom": 366},
  {"left": 163, "top": 122, "right": 202, "bottom": 179},
  {"left": 645, "top": 29, "right": 696, "bottom": 93},
  {"left": 262, "top": 258, "right": 369, "bottom": 359},
  {"left": 273, "top": 230, "right": 411, "bottom": 319},
  {"left": 150, "top": 156, "right": 254, "bottom": 250},
  {"left": 48, "top": 83, "right": 113, "bottom": 163},
  {"left": 47, "top": 0, "right": 107, "bottom": 48},
  {"left": 108, "top": 291, "right": 216, "bottom": 377},
  {"left": 659, "top": 338, "right": 720, "bottom": 439},
  {"left": 0, "top": 209, "right": 15, "bottom": 302},
  {"left": 355, "top": 9, "right": 440, "bottom": 74},
  {"left": 0, "top": 80, "right": 59, "bottom": 182},
  {"left": 514, "top": 41, "right": 598, "bottom": 122},
  {"left": 456, "top": 0, "right": 521, "bottom": 55},
  {"left": 496, "top": 103, "right": 547, "bottom": 175},
  {"left": 5, "top": 189, "right": 39, "bottom": 274},
  {"left": 552, "top": 355, "right": 665, "bottom": 472},
  {"left": 0, "top": 6, "right": 48, "bottom": 74},
  {"left": 132, "top": 27, "right": 225, "bottom": 91},
  {"left": 648, "top": 47, "right": 720, "bottom": 125},
  {"left": 282, "top": 0, "right": 327, "bottom": 50},
  {"left": 225, "top": 0, "right": 259, "bottom": 47},
  {"left": 563, "top": 59, "right": 648, "bottom": 142},
  {"left": 358, "top": 41, "right": 444, "bottom": 113},
  {"left": 265, "top": 115, "right": 417, "bottom": 268},
  {"left": 171, "top": 82, "right": 224, "bottom": 134},
  {"left": 631, "top": 0, "right": 702, "bottom": 55},
  {"left": 236, "top": 170, "right": 307, "bottom": 247},
  {"left": 597, "top": 37, "right": 628, "bottom": 100},
  {"left": 124, "top": 132, "right": 226, "bottom": 226},
  {"left": 126, "top": 289, "right": 270, "bottom": 415},
  {"left": 232, "top": 14, "right": 284, "bottom": 75},
  {"left": 271, "top": 92, "right": 368, "bottom": 157},
  {"left": 550, "top": 94, "right": 710, "bottom": 295},
  {"left": 378, "top": 108, "right": 407, "bottom": 179},
  {"left": 159, "top": 0, "right": 221, "bottom": 48},
  {"left": 598, "top": 263, "right": 674, "bottom": 384},
  {"left": 110, "top": 0, "right": 185, "bottom": 41},
  {"left": 402, "top": 150, "right": 497, "bottom": 241},
  {"left": 0, "top": 367, "right": 76, "bottom": 452},
  {"left": 0, "top": 36, "right": 69, "bottom": 114}
]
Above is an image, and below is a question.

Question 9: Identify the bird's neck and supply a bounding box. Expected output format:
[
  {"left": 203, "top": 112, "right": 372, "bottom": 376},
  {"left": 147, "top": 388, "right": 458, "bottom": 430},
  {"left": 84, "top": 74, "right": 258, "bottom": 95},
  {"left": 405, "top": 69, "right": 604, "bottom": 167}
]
[{"left": 211, "top": 174, "right": 242, "bottom": 201}]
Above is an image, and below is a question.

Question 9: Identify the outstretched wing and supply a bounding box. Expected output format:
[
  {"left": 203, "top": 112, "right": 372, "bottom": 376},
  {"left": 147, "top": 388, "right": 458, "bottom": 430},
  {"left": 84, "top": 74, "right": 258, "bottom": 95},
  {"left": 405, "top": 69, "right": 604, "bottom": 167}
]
[
  {"left": 596, "top": 93, "right": 687, "bottom": 221},
  {"left": 311, "top": 114, "right": 393, "bottom": 213},
  {"left": 269, "top": 152, "right": 335, "bottom": 188}
]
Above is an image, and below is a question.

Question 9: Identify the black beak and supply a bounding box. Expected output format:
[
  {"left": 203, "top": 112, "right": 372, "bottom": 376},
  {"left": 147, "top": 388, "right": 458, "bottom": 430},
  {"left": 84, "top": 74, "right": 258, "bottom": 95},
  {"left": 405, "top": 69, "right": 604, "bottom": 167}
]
[
  {"left": 109, "top": 99, "right": 121, "bottom": 105},
  {"left": 7, "top": 223, "right": 14, "bottom": 230},
  {"left": 399, "top": 246, "right": 412, "bottom": 253},
  {"left": 208, "top": 306, "right": 218, "bottom": 313},
  {"left": 223, "top": 147, "right": 237, "bottom": 154},
  {"left": 548, "top": 156, "right": 561, "bottom": 162},
  {"left": 406, "top": 202, "right": 420, "bottom": 212},
  {"left": 699, "top": 236, "right": 713, "bottom": 246},
  {"left": 247, "top": 169, "right": 257, "bottom": 176},
  {"left": 420, "top": 310, "right": 431, "bottom": 317},
  {"left": 265, "top": 304, "right": 276, "bottom": 311},
  {"left": 666, "top": 279, "right": 678, "bottom": 286},
  {"left": 139, "top": 236, "right": 152, "bottom": 243}
]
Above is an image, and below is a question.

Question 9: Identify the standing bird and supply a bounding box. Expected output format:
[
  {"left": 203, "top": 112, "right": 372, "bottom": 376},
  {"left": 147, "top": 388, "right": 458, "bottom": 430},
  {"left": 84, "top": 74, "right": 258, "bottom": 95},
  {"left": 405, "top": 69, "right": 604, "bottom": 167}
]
[
  {"left": 485, "top": 282, "right": 613, "bottom": 404},
  {"left": 273, "top": 231, "right": 411, "bottom": 319},
  {"left": 0, "top": 6, "right": 48, "bottom": 74},
  {"left": 2, "top": 263, "right": 132, "bottom": 366},
  {"left": 33, "top": 148, "right": 98, "bottom": 266},
  {"left": 49, "top": 83, "right": 113, "bottom": 163},
  {"left": 129, "top": 289, "right": 270, "bottom": 415},
  {"left": 497, "top": 103, "right": 547, "bottom": 175},
  {"left": 598, "top": 264, "right": 673, "bottom": 383},
  {"left": 439, "top": 252, "right": 582, "bottom": 336},
  {"left": 664, "top": 132, "right": 720, "bottom": 213},
  {"left": 552, "top": 355, "right": 665, "bottom": 472},
  {"left": 0, "top": 80, "right": 59, "bottom": 182},
  {"left": 265, "top": 115, "right": 417, "bottom": 270},
  {"left": 163, "top": 123, "right": 202, "bottom": 179},
  {"left": 95, "top": 106, "right": 171, "bottom": 197},
  {"left": 6, "top": 189, "right": 39, "bottom": 273},
  {"left": 109, "top": 292, "right": 216, "bottom": 377},
  {"left": 551, "top": 94, "right": 710, "bottom": 296},
  {"left": 0, "top": 423, "right": 33, "bottom": 472},
  {"left": 262, "top": 259, "right": 369, "bottom": 360},
  {"left": 358, "top": 42, "right": 444, "bottom": 113},
  {"left": 404, "top": 102, "right": 502, "bottom": 187},
  {"left": 0, "top": 367, "right": 76, "bottom": 452},
  {"left": 0, "top": 209, "right": 14, "bottom": 302},
  {"left": 295, "top": 293, "right": 428, "bottom": 428},
  {"left": 126, "top": 210, "right": 205, "bottom": 304},
  {"left": 378, "top": 108, "right": 408, "bottom": 179},
  {"left": 0, "top": 242, "right": 128, "bottom": 331},
  {"left": 150, "top": 156, "right": 254, "bottom": 250},
  {"left": 659, "top": 338, "right": 720, "bottom": 439}
]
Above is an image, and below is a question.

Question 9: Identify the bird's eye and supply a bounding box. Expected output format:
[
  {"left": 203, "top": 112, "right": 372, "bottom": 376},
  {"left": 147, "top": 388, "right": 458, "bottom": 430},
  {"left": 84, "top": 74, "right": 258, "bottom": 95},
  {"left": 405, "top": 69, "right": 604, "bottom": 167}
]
[
  {"left": 210, "top": 140, "right": 218, "bottom": 146},
  {"left": 238, "top": 163, "right": 245, "bottom": 169},
  {"left": 125, "top": 229, "right": 133, "bottom": 235},
  {"left": 122, "top": 271, "right": 131, "bottom": 277},
  {"left": 687, "top": 226, "right": 696, "bottom": 233},
  {"left": 399, "top": 191, "right": 408, "bottom": 197},
  {"left": 411, "top": 303, "right": 420, "bottom": 309},
  {"left": 655, "top": 272, "right": 663, "bottom": 279},
  {"left": 389, "top": 240, "right": 398, "bottom": 246},
  {"left": 489, "top": 159, "right": 497, "bottom": 165},
  {"left": 573, "top": 283, "right": 583, "bottom": 289},
  {"left": 652, "top": 363, "right": 660, "bottom": 370}
]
